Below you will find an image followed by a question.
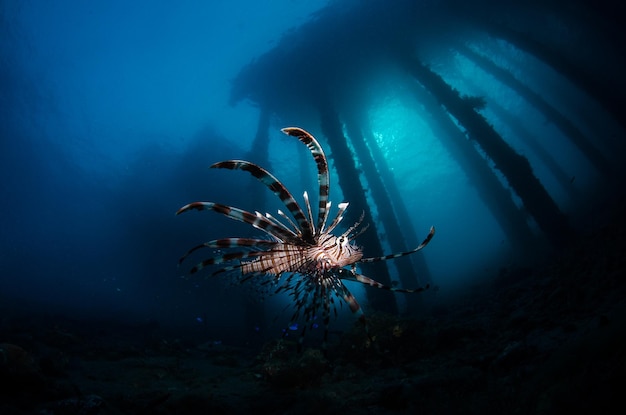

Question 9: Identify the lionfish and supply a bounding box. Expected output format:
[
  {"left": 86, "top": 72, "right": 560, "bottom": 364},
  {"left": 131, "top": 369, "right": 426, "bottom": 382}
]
[{"left": 177, "top": 127, "right": 435, "bottom": 350}]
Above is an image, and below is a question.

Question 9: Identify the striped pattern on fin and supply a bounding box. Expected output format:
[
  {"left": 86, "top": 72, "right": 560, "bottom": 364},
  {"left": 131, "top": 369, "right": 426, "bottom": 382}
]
[
  {"left": 325, "top": 202, "right": 347, "bottom": 235},
  {"left": 189, "top": 250, "right": 266, "bottom": 274},
  {"left": 239, "top": 244, "right": 311, "bottom": 276},
  {"left": 211, "top": 160, "right": 313, "bottom": 240},
  {"left": 344, "top": 272, "right": 429, "bottom": 293},
  {"left": 281, "top": 127, "right": 330, "bottom": 237},
  {"left": 205, "top": 237, "right": 279, "bottom": 248},
  {"left": 338, "top": 283, "right": 370, "bottom": 340},
  {"left": 178, "top": 238, "right": 278, "bottom": 266},
  {"left": 360, "top": 226, "right": 435, "bottom": 263},
  {"left": 176, "top": 202, "right": 295, "bottom": 242},
  {"left": 193, "top": 246, "right": 308, "bottom": 277}
]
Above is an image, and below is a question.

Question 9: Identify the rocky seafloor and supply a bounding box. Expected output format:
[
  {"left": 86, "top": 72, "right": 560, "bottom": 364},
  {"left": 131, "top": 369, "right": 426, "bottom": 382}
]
[{"left": 2, "top": 208, "right": 625, "bottom": 414}]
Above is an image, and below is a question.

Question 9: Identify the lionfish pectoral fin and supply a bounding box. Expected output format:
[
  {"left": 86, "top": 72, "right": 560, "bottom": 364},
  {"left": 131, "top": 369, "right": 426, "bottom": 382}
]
[
  {"left": 178, "top": 242, "right": 211, "bottom": 266},
  {"left": 347, "top": 272, "right": 429, "bottom": 293},
  {"left": 336, "top": 283, "right": 369, "bottom": 339},
  {"left": 359, "top": 226, "right": 435, "bottom": 263},
  {"left": 178, "top": 238, "right": 277, "bottom": 266}
]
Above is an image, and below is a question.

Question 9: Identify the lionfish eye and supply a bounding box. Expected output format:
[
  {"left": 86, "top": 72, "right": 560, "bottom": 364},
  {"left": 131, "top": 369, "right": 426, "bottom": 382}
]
[{"left": 338, "top": 236, "right": 345, "bottom": 244}]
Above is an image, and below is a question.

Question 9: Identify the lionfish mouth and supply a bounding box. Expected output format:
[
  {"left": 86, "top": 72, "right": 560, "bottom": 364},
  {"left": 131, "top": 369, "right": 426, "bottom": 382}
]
[{"left": 177, "top": 127, "right": 435, "bottom": 350}]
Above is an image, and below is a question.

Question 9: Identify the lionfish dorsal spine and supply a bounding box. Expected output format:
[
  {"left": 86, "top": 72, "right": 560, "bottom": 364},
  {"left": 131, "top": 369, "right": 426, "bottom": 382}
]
[
  {"left": 211, "top": 159, "right": 313, "bottom": 240},
  {"left": 276, "top": 209, "right": 300, "bottom": 234},
  {"left": 264, "top": 212, "right": 297, "bottom": 236},
  {"left": 176, "top": 202, "right": 294, "bottom": 242},
  {"left": 317, "top": 201, "right": 332, "bottom": 234},
  {"left": 302, "top": 191, "right": 316, "bottom": 239},
  {"left": 325, "top": 202, "right": 348, "bottom": 235},
  {"left": 281, "top": 127, "right": 330, "bottom": 236}
]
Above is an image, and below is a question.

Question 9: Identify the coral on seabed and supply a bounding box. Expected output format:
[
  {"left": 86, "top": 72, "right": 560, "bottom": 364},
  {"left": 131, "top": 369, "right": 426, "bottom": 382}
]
[
  {"left": 0, "top": 343, "right": 45, "bottom": 394},
  {"left": 256, "top": 339, "right": 329, "bottom": 389}
]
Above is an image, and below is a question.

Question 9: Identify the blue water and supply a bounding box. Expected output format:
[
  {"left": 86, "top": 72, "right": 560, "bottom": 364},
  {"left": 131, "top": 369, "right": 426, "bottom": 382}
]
[{"left": 2, "top": 0, "right": 625, "bottom": 345}]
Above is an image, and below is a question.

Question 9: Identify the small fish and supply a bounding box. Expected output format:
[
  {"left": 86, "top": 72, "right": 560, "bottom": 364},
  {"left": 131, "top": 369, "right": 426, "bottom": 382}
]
[{"left": 288, "top": 323, "right": 299, "bottom": 331}]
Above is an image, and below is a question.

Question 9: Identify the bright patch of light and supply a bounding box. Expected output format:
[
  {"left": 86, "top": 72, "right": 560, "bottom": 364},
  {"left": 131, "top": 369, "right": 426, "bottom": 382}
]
[{"left": 368, "top": 96, "right": 460, "bottom": 197}]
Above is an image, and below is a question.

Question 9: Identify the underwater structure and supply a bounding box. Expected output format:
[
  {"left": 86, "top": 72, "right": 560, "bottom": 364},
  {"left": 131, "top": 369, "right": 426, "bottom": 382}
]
[{"left": 228, "top": 0, "right": 626, "bottom": 315}]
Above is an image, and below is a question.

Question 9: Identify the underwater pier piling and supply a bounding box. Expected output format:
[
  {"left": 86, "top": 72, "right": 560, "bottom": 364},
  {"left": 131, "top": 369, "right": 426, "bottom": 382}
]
[
  {"left": 231, "top": 0, "right": 624, "bottom": 311},
  {"left": 406, "top": 75, "right": 539, "bottom": 258},
  {"left": 454, "top": 42, "right": 615, "bottom": 179},
  {"left": 315, "top": 93, "right": 397, "bottom": 314},
  {"left": 397, "top": 50, "right": 572, "bottom": 246},
  {"left": 343, "top": 110, "right": 432, "bottom": 314}
]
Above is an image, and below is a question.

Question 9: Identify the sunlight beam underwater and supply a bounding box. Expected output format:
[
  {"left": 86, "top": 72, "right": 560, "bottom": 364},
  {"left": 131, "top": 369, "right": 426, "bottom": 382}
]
[{"left": 176, "top": 127, "right": 435, "bottom": 351}]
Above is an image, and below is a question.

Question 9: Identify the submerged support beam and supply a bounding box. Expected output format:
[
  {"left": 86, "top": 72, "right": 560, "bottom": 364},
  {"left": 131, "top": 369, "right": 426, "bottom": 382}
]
[
  {"left": 475, "top": 92, "right": 582, "bottom": 203},
  {"left": 344, "top": 111, "right": 432, "bottom": 315},
  {"left": 398, "top": 51, "right": 572, "bottom": 246},
  {"left": 248, "top": 107, "right": 272, "bottom": 167},
  {"left": 315, "top": 94, "right": 398, "bottom": 315},
  {"left": 408, "top": 78, "right": 539, "bottom": 258},
  {"left": 482, "top": 22, "right": 626, "bottom": 132},
  {"left": 245, "top": 106, "right": 272, "bottom": 206},
  {"left": 243, "top": 106, "right": 271, "bottom": 339},
  {"left": 455, "top": 42, "right": 615, "bottom": 179}
]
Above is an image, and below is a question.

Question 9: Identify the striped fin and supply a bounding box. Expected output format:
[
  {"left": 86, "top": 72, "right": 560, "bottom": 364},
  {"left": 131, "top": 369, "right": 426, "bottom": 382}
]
[
  {"left": 215, "top": 246, "right": 311, "bottom": 277},
  {"left": 286, "top": 276, "right": 330, "bottom": 353},
  {"left": 277, "top": 209, "right": 299, "bottom": 232},
  {"left": 325, "top": 202, "right": 347, "bottom": 235},
  {"left": 302, "top": 191, "right": 315, "bottom": 235},
  {"left": 281, "top": 127, "right": 330, "bottom": 237},
  {"left": 337, "top": 282, "right": 370, "bottom": 340},
  {"left": 188, "top": 244, "right": 310, "bottom": 275},
  {"left": 178, "top": 238, "right": 277, "bottom": 265},
  {"left": 176, "top": 202, "right": 296, "bottom": 242},
  {"left": 189, "top": 249, "right": 272, "bottom": 274},
  {"left": 359, "top": 226, "right": 435, "bottom": 263},
  {"left": 317, "top": 201, "right": 332, "bottom": 234},
  {"left": 341, "top": 211, "right": 365, "bottom": 239},
  {"left": 274, "top": 270, "right": 348, "bottom": 353},
  {"left": 344, "top": 272, "right": 430, "bottom": 293},
  {"left": 211, "top": 160, "right": 312, "bottom": 239},
  {"left": 205, "top": 237, "right": 278, "bottom": 248},
  {"left": 240, "top": 244, "right": 310, "bottom": 275},
  {"left": 264, "top": 212, "right": 300, "bottom": 236}
]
